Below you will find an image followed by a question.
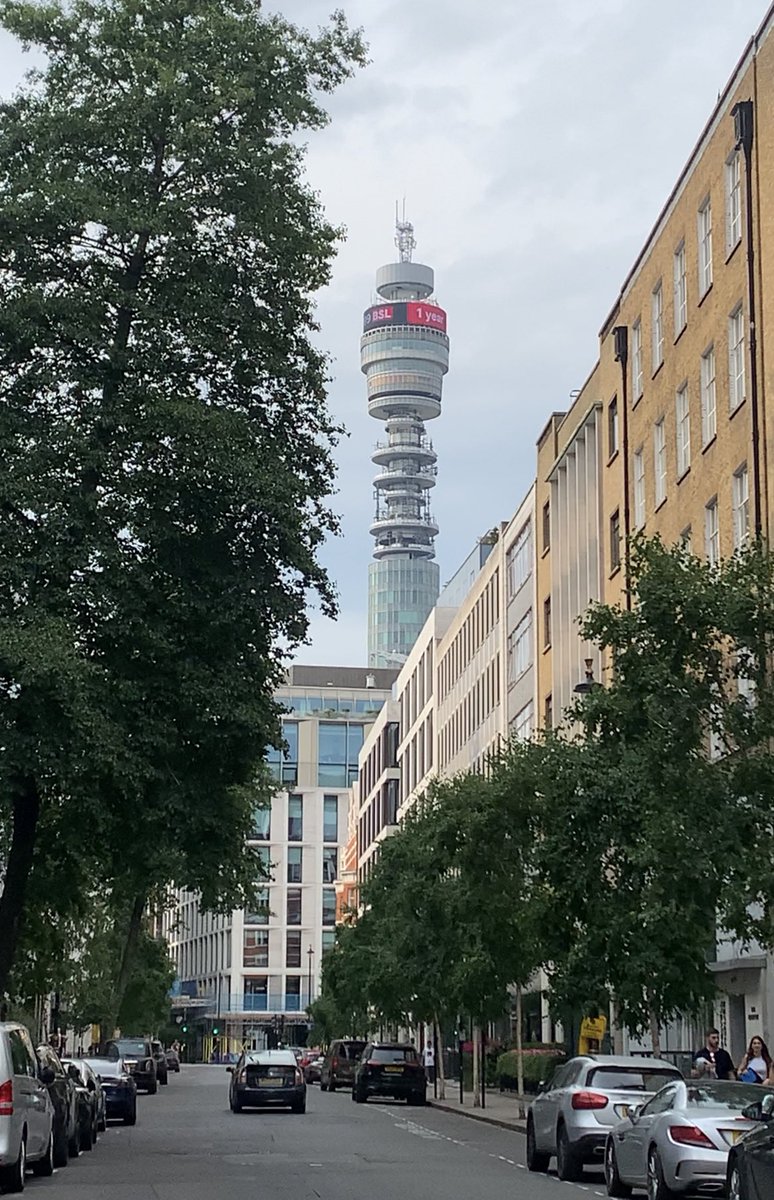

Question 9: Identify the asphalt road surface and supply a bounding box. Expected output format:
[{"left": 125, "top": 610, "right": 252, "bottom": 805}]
[{"left": 27, "top": 1065, "right": 609, "bottom": 1199}]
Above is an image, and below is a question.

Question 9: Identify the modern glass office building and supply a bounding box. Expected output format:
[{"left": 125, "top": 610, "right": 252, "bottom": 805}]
[{"left": 363, "top": 220, "right": 450, "bottom": 666}]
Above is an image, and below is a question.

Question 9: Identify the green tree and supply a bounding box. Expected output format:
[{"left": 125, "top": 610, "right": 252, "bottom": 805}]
[{"left": 0, "top": 0, "right": 365, "bottom": 1000}]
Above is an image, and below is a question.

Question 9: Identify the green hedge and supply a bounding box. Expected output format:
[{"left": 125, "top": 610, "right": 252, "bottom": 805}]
[{"left": 496, "top": 1049, "right": 565, "bottom": 1093}]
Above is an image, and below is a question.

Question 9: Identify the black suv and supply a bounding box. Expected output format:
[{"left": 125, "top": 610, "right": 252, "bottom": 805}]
[
  {"left": 103, "top": 1038, "right": 157, "bottom": 1093},
  {"left": 36, "top": 1043, "right": 81, "bottom": 1166},
  {"left": 352, "top": 1042, "right": 426, "bottom": 1106}
]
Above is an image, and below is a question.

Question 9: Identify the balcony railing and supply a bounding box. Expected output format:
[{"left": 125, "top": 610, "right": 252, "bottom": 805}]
[{"left": 221, "top": 991, "right": 312, "bottom": 1015}]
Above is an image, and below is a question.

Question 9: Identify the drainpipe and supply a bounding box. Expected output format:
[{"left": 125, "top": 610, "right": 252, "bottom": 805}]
[
  {"left": 613, "top": 326, "right": 632, "bottom": 609},
  {"left": 732, "top": 98, "right": 762, "bottom": 539}
]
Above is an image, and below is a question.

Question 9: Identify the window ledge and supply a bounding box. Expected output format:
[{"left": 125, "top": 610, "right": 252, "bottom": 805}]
[
  {"left": 702, "top": 435, "right": 717, "bottom": 455},
  {"left": 674, "top": 323, "right": 687, "bottom": 347},
  {"left": 607, "top": 449, "right": 620, "bottom": 467},
  {"left": 655, "top": 496, "right": 668, "bottom": 513},
  {"left": 652, "top": 360, "right": 664, "bottom": 381},
  {"left": 542, "top": 643, "right": 552, "bottom": 655},
  {"left": 730, "top": 397, "right": 747, "bottom": 420},
  {"left": 677, "top": 466, "right": 691, "bottom": 484},
  {"left": 541, "top": 546, "right": 551, "bottom": 559},
  {"left": 609, "top": 564, "right": 622, "bottom": 580},
  {"left": 726, "top": 239, "right": 742, "bottom": 266},
  {"left": 698, "top": 282, "right": 713, "bottom": 308}
]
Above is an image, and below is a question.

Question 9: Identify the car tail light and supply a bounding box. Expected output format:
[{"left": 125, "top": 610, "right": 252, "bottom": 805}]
[
  {"left": 295, "top": 1069, "right": 303, "bottom": 1085},
  {"left": 571, "top": 1091, "right": 609, "bottom": 1110},
  {"left": 238, "top": 1070, "right": 247, "bottom": 1083},
  {"left": 331, "top": 1057, "right": 339, "bottom": 1070},
  {"left": 368, "top": 1060, "right": 383, "bottom": 1067},
  {"left": 668, "top": 1125, "right": 715, "bottom": 1149},
  {"left": 0, "top": 1079, "right": 13, "bottom": 1117}
]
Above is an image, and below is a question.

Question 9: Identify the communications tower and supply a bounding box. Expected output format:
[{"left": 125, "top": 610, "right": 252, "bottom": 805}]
[{"left": 362, "top": 216, "right": 450, "bottom": 667}]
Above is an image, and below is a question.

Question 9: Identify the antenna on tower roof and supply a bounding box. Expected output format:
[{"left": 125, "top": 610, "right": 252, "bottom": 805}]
[{"left": 394, "top": 198, "right": 416, "bottom": 263}]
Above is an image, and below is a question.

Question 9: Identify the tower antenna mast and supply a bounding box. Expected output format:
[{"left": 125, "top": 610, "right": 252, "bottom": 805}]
[{"left": 394, "top": 198, "right": 416, "bottom": 263}]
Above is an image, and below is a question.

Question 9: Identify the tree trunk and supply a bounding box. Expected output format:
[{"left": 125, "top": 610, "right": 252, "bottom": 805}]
[
  {"left": 611, "top": 996, "right": 625, "bottom": 1054},
  {"left": 516, "top": 985, "right": 525, "bottom": 1099},
  {"left": 649, "top": 1007, "right": 662, "bottom": 1060},
  {"left": 0, "top": 778, "right": 41, "bottom": 997},
  {"left": 434, "top": 1014, "right": 446, "bottom": 1100},
  {"left": 472, "top": 1023, "right": 481, "bottom": 1107},
  {"left": 102, "top": 892, "right": 147, "bottom": 1039}
]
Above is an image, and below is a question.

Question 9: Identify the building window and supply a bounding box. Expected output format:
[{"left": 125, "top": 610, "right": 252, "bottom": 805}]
[
  {"left": 705, "top": 497, "right": 720, "bottom": 566},
  {"left": 652, "top": 280, "right": 664, "bottom": 370},
  {"left": 544, "top": 694, "right": 553, "bottom": 730},
  {"left": 287, "top": 794, "right": 303, "bottom": 842},
  {"left": 508, "top": 610, "right": 532, "bottom": 684},
  {"left": 322, "top": 887, "right": 337, "bottom": 927},
  {"left": 698, "top": 198, "right": 713, "bottom": 296},
  {"left": 286, "top": 930, "right": 302, "bottom": 969},
  {"left": 654, "top": 418, "right": 667, "bottom": 507},
  {"left": 511, "top": 701, "right": 534, "bottom": 741},
  {"left": 323, "top": 847, "right": 338, "bottom": 883},
  {"left": 286, "top": 976, "right": 301, "bottom": 1009},
  {"left": 610, "top": 509, "right": 621, "bottom": 572},
  {"left": 701, "top": 345, "right": 717, "bottom": 446},
  {"left": 245, "top": 888, "right": 270, "bottom": 926},
  {"left": 675, "top": 383, "right": 690, "bottom": 477},
  {"left": 286, "top": 888, "right": 302, "bottom": 925},
  {"left": 322, "top": 930, "right": 335, "bottom": 954},
  {"left": 608, "top": 396, "right": 619, "bottom": 457},
  {"left": 733, "top": 465, "right": 749, "bottom": 549},
  {"left": 287, "top": 846, "right": 302, "bottom": 884},
  {"left": 543, "top": 596, "right": 552, "bottom": 648},
  {"left": 726, "top": 150, "right": 742, "bottom": 252},
  {"left": 243, "top": 929, "right": 268, "bottom": 969},
  {"left": 681, "top": 526, "right": 692, "bottom": 555},
  {"left": 323, "top": 795, "right": 339, "bottom": 843},
  {"left": 318, "top": 722, "right": 365, "bottom": 788},
  {"left": 673, "top": 241, "right": 687, "bottom": 336},
  {"left": 506, "top": 520, "right": 532, "bottom": 598},
  {"left": 266, "top": 720, "right": 299, "bottom": 785},
  {"left": 728, "top": 304, "right": 746, "bottom": 412},
  {"left": 633, "top": 447, "right": 645, "bottom": 529},
  {"left": 251, "top": 805, "right": 271, "bottom": 840},
  {"left": 542, "top": 500, "right": 550, "bottom": 552},
  {"left": 631, "top": 318, "right": 643, "bottom": 401}
]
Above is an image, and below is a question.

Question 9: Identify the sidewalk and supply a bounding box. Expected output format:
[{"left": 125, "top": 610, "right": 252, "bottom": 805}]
[{"left": 427, "top": 1087, "right": 528, "bottom": 1133}]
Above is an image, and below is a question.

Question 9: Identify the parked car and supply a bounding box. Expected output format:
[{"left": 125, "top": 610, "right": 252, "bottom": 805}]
[
  {"left": 304, "top": 1055, "right": 325, "bottom": 1085},
  {"left": 0, "top": 1022, "right": 56, "bottom": 1192},
  {"left": 85, "top": 1057, "right": 137, "bottom": 1125},
  {"left": 604, "top": 1078, "right": 772, "bottom": 1198},
  {"left": 320, "top": 1039, "right": 367, "bottom": 1093},
  {"left": 103, "top": 1037, "right": 157, "bottom": 1093},
  {"left": 63, "top": 1058, "right": 103, "bottom": 1150},
  {"left": 726, "top": 1090, "right": 774, "bottom": 1200},
  {"left": 352, "top": 1042, "right": 426, "bottom": 1106},
  {"left": 151, "top": 1040, "right": 169, "bottom": 1086},
  {"left": 37, "top": 1042, "right": 81, "bottom": 1167},
  {"left": 165, "top": 1048, "right": 181, "bottom": 1073},
  {"left": 228, "top": 1049, "right": 306, "bottom": 1113},
  {"left": 526, "top": 1054, "right": 683, "bottom": 1182}
]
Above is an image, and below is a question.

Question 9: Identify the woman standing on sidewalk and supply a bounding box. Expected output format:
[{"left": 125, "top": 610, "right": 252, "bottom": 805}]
[{"left": 737, "top": 1036, "right": 771, "bottom": 1082}]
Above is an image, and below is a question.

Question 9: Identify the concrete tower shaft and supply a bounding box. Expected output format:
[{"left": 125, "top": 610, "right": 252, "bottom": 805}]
[{"left": 362, "top": 223, "right": 449, "bottom": 667}]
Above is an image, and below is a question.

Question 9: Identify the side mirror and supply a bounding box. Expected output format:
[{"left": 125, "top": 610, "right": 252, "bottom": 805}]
[
  {"left": 226, "top": 1066, "right": 234, "bottom": 1074},
  {"left": 629, "top": 1104, "right": 643, "bottom": 1123},
  {"left": 536, "top": 1080, "right": 546, "bottom": 1093},
  {"left": 763, "top": 1094, "right": 774, "bottom": 1119},
  {"left": 39, "top": 1066, "right": 55, "bottom": 1086}
]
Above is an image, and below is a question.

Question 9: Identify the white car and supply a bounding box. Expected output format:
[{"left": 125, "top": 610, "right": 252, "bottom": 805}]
[{"left": 0, "top": 1022, "right": 56, "bottom": 1192}]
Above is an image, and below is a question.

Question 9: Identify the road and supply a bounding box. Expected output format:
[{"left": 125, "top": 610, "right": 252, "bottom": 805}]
[{"left": 28, "top": 1065, "right": 609, "bottom": 1199}]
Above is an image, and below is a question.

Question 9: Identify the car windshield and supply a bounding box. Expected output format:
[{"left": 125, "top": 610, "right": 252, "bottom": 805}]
[
  {"left": 339, "top": 1043, "right": 366, "bottom": 1059},
  {"left": 587, "top": 1067, "right": 681, "bottom": 1091},
  {"left": 113, "top": 1040, "right": 147, "bottom": 1057},
  {"left": 372, "top": 1047, "right": 418, "bottom": 1063},
  {"left": 686, "top": 1082, "right": 774, "bottom": 1110}
]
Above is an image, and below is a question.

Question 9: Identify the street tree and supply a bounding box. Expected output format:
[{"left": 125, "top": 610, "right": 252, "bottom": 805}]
[{"left": 0, "top": 0, "right": 366, "bottom": 1000}]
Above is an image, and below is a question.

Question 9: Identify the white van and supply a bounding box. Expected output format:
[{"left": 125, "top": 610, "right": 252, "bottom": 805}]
[{"left": 0, "top": 1022, "right": 56, "bottom": 1192}]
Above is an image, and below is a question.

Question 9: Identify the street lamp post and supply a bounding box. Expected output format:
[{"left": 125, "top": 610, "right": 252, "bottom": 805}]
[{"left": 307, "top": 945, "right": 314, "bottom": 1009}]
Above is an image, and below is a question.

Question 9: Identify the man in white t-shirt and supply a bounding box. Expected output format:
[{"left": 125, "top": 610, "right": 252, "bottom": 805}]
[{"left": 423, "top": 1039, "right": 435, "bottom": 1083}]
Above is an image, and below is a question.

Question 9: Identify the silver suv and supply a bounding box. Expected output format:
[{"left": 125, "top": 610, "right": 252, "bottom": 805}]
[
  {"left": 0, "top": 1022, "right": 56, "bottom": 1192},
  {"left": 526, "top": 1053, "right": 683, "bottom": 1181}
]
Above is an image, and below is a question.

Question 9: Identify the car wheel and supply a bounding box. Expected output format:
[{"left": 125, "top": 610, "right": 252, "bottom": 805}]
[
  {"left": 123, "top": 1102, "right": 137, "bottom": 1126},
  {"left": 68, "top": 1126, "right": 81, "bottom": 1158},
  {"left": 328, "top": 1077, "right": 336, "bottom": 1093},
  {"left": 354, "top": 1086, "right": 367, "bottom": 1104},
  {"left": 230, "top": 1095, "right": 243, "bottom": 1113},
  {"left": 526, "top": 1117, "right": 550, "bottom": 1173},
  {"left": 291, "top": 1101, "right": 306, "bottom": 1114},
  {"left": 726, "top": 1158, "right": 741, "bottom": 1200},
  {"left": 31, "top": 1132, "right": 55, "bottom": 1178},
  {"left": 160, "top": 1072, "right": 168, "bottom": 1086},
  {"left": 556, "top": 1123, "right": 583, "bottom": 1182},
  {"left": 98, "top": 1110, "right": 106, "bottom": 1133},
  {"left": 604, "top": 1138, "right": 632, "bottom": 1198},
  {"left": 53, "top": 1122, "right": 69, "bottom": 1168},
  {"left": 647, "top": 1146, "right": 678, "bottom": 1200},
  {"left": 0, "top": 1137, "right": 26, "bottom": 1193},
  {"left": 320, "top": 1081, "right": 328, "bottom": 1092},
  {"left": 146, "top": 1078, "right": 157, "bottom": 1095}
]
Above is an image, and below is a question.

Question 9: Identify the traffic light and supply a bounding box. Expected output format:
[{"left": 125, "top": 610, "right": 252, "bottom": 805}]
[
  {"left": 212, "top": 1026, "right": 220, "bottom": 1036},
  {"left": 181, "top": 1024, "right": 188, "bottom": 1034}
]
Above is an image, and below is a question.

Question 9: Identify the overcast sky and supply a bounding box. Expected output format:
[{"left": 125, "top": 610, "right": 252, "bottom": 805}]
[{"left": 1, "top": 1, "right": 768, "bottom": 667}]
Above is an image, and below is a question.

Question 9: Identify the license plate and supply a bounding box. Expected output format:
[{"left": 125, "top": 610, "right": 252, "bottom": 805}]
[
  {"left": 384, "top": 1066, "right": 403, "bottom": 1073},
  {"left": 258, "top": 1078, "right": 284, "bottom": 1087}
]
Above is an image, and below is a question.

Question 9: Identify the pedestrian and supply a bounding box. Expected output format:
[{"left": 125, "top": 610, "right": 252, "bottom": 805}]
[
  {"left": 691, "top": 1027, "right": 736, "bottom": 1080},
  {"left": 423, "top": 1038, "right": 435, "bottom": 1084},
  {"left": 737, "top": 1036, "right": 771, "bottom": 1083}
]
